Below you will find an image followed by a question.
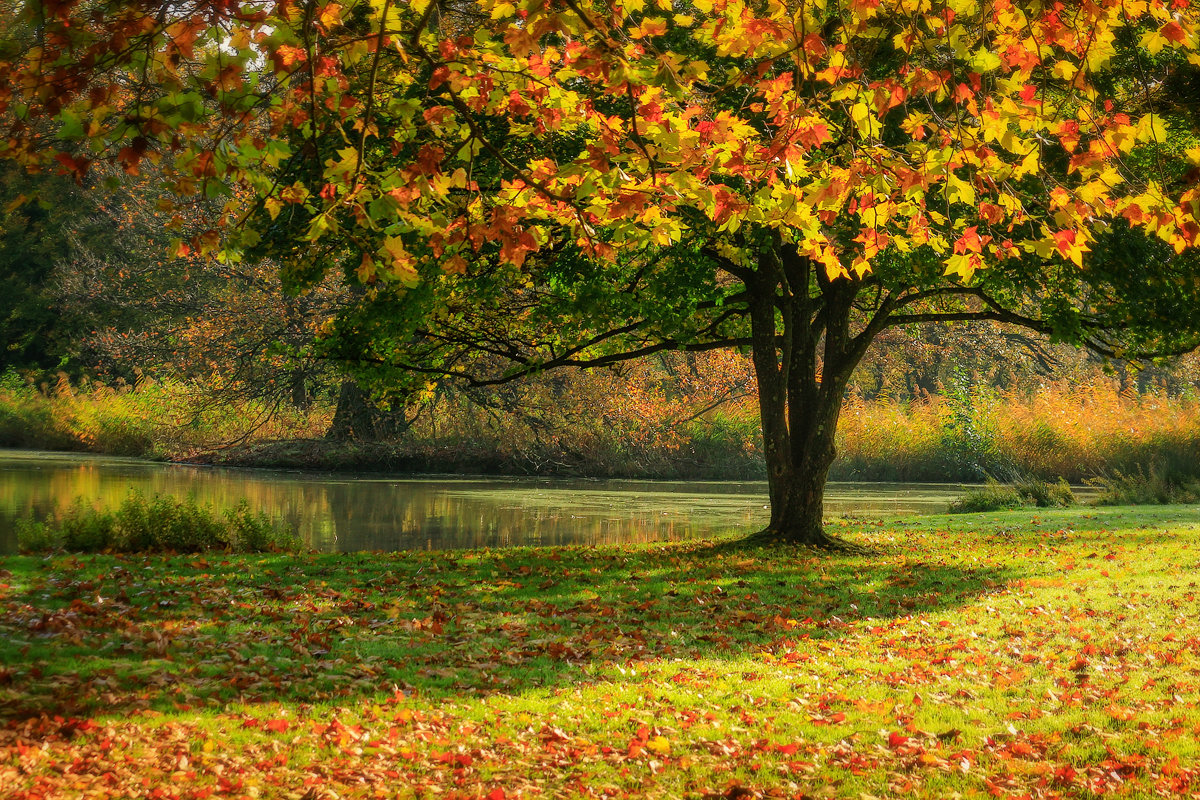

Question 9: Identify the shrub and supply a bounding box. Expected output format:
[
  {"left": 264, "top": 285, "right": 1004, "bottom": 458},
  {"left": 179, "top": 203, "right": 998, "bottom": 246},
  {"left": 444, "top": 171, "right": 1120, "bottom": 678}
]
[
  {"left": 225, "top": 500, "right": 298, "bottom": 552},
  {"left": 1091, "top": 463, "right": 1200, "bottom": 506},
  {"left": 16, "top": 490, "right": 300, "bottom": 554},
  {"left": 1012, "top": 475, "right": 1076, "bottom": 508},
  {"left": 949, "top": 476, "right": 1076, "bottom": 513},
  {"left": 948, "top": 480, "right": 1025, "bottom": 513}
]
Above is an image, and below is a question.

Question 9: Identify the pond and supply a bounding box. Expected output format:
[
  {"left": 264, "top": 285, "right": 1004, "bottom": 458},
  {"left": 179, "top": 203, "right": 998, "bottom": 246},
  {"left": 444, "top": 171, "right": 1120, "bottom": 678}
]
[{"left": 0, "top": 449, "right": 975, "bottom": 554}]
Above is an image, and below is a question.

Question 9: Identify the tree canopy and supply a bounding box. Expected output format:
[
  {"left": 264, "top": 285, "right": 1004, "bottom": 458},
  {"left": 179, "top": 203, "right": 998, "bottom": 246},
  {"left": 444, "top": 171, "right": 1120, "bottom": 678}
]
[
  {"left": 7, "top": 0, "right": 1200, "bottom": 271},
  {"left": 6, "top": 0, "right": 1200, "bottom": 544}
]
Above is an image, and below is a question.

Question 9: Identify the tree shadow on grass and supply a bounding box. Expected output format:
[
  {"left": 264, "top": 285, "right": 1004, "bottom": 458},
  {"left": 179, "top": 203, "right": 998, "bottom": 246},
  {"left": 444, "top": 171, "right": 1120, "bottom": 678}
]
[{"left": 0, "top": 533, "right": 1018, "bottom": 725}]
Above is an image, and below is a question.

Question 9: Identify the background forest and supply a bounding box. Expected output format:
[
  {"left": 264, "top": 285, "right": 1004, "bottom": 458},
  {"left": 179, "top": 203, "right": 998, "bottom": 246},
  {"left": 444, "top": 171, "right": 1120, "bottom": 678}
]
[{"left": 3, "top": 165, "right": 1198, "bottom": 487}]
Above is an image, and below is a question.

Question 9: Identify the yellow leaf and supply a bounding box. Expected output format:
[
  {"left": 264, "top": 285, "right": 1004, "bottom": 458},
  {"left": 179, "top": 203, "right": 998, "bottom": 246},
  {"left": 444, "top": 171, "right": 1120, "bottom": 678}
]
[
  {"left": 850, "top": 102, "right": 882, "bottom": 139},
  {"left": 946, "top": 173, "right": 976, "bottom": 206},
  {"left": 1140, "top": 29, "right": 1168, "bottom": 56},
  {"left": 489, "top": 1, "right": 515, "bottom": 19},
  {"left": 381, "top": 236, "right": 419, "bottom": 285},
  {"left": 1135, "top": 113, "right": 1169, "bottom": 144},
  {"left": 1051, "top": 61, "right": 1078, "bottom": 81},
  {"left": 969, "top": 48, "right": 1002, "bottom": 73},
  {"left": 646, "top": 736, "right": 671, "bottom": 755},
  {"left": 944, "top": 252, "right": 981, "bottom": 281},
  {"left": 1016, "top": 148, "right": 1040, "bottom": 178}
]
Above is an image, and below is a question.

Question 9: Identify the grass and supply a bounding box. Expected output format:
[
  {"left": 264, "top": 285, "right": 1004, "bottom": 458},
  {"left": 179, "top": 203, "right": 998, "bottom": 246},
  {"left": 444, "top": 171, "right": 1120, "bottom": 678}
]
[
  {"left": 16, "top": 489, "right": 300, "bottom": 554},
  {"left": 0, "top": 373, "right": 329, "bottom": 460},
  {"left": 3, "top": 506, "right": 1200, "bottom": 798}
]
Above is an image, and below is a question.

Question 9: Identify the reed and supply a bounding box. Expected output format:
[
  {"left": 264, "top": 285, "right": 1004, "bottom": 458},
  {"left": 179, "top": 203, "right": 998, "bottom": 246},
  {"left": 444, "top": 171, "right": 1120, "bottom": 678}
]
[
  {"left": 834, "top": 380, "right": 1200, "bottom": 484},
  {"left": 1, "top": 371, "right": 1197, "bottom": 487},
  {"left": 16, "top": 489, "right": 299, "bottom": 553}
]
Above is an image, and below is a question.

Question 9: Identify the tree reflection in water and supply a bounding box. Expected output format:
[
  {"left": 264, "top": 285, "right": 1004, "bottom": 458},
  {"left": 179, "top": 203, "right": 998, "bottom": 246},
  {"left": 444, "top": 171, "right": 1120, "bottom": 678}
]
[{"left": 0, "top": 450, "right": 968, "bottom": 553}]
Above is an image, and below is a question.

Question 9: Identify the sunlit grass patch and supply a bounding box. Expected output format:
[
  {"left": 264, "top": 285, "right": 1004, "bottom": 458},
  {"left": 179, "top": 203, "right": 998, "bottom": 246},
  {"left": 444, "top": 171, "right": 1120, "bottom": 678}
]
[{"left": 2, "top": 507, "right": 1200, "bottom": 797}]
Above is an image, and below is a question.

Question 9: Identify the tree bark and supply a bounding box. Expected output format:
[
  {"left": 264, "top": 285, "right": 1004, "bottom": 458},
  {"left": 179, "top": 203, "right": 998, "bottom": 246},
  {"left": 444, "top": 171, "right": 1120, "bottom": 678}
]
[
  {"left": 327, "top": 379, "right": 378, "bottom": 441},
  {"left": 745, "top": 243, "right": 862, "bottom": 547},
  {"left": 756, "top": 372, "right": 846, "bottom": 546},
  {"left": 290, "top": 367, "right": 311, "bottom": 410}
]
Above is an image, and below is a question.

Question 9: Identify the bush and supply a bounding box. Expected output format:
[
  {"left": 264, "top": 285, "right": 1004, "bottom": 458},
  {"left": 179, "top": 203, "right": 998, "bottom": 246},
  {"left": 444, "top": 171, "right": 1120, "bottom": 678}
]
[
  {"left": 1013, "top": 475, "right": 1076, "bottom": 508},
  {"left": 17, "top": 490, "right": 300, "bottom": 554},
  {"left": 948, "top": 480, "right": 1025, "bottom": 513},
  {"left": 949, "top": 476, "right": 1076, "bottom": 513},
  {"left": 1091, "top": 463, "right": 1200, "bottom": 506}
]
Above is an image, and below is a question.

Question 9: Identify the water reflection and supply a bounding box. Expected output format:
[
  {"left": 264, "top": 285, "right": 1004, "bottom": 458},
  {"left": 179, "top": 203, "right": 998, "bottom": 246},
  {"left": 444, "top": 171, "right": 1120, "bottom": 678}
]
[{"left": 0, "top": 449, "right": 972, "bottom": 554}]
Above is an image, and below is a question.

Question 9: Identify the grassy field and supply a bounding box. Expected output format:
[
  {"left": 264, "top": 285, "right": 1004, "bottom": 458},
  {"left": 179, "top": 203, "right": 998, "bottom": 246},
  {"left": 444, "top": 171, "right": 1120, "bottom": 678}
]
[{"left": 3, "top": 507, "right": 1200, "bottom": 798}]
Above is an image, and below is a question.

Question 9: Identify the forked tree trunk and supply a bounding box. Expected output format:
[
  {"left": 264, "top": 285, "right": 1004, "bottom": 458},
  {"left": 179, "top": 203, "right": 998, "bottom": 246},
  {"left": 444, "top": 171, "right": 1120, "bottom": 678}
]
[
  {"left": 745, "top": 244, "right": 867, "bottom": 547},
  {"left": 756, "top": 375, "right": 846, "bottom": 546}
]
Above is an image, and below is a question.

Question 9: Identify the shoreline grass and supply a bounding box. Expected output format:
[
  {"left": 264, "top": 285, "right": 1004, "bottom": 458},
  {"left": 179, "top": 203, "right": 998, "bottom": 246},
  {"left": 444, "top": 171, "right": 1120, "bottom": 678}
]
[
  {"left": 15, "top": 489, "right": 300, "bottom": 554},
  {"left": 3, "top": 506, "right": 1200, "bottom": 798}
]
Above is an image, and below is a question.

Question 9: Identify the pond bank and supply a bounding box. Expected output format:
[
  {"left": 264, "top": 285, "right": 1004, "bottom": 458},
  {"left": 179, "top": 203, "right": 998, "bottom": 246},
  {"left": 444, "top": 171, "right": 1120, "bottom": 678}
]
[{"left": 5, "top": 379, "right": 1200, "bottom": 484}]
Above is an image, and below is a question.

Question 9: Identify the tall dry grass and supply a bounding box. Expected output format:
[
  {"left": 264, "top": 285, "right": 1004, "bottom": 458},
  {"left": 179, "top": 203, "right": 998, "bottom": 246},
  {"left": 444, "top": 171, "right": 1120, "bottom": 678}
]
[
  {"left": 835, "top": 380, "right": 1200, "bottom": 483},
  {"left": 0, "top": 373, "right": 330, "bottom": 459},
  {"left": 1, "top": 368, "right": 1197, "bottom": 484}
]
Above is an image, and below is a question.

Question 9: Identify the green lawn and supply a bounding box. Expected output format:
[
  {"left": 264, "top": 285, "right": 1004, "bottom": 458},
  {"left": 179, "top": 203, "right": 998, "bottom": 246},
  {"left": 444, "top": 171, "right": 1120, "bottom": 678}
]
[{"left": 3, "top": 506, "right": 1200, "bottom": 798}]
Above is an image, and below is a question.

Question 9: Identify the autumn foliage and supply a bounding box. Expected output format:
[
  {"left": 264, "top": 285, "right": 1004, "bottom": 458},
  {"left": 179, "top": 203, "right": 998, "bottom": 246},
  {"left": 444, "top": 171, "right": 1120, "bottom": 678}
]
[
  {"left": 6, "top": 0, "right": 1200, "bottom": 277},
  {"left": 8, "top": 0, "right": 1200, "bottom": 543}
]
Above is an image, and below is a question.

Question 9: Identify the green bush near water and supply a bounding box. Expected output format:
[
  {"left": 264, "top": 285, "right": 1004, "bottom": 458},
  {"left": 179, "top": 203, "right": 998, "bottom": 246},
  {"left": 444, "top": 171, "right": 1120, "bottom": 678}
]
[
  {"left": 16, "top": 490, "right": 300, "bottom": 554},
  {"left": 1091, "top": 461, "right": 1200, "bottom": 506},
  {"left": 949, "top": 475, "right": 1076, "bottom": 513}
]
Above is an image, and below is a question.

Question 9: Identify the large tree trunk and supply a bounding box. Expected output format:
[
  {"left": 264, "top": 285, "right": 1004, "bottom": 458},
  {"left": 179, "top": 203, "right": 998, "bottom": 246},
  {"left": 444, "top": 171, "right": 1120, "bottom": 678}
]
[
  {"left": 756, "top": 373, "right": 846, "bottom": 546},
  {"left": 327, "top": 379, "right": 378, "bottom": 441},
  {"left": 761, "top": 418, "right": 840, "bottom": 545},
  {"left": 745, "top": 242, "right": 873, "bottom": 547}
]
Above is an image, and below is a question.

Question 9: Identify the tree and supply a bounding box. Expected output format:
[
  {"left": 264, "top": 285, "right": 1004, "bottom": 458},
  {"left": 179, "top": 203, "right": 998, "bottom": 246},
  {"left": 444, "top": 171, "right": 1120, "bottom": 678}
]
[
  {"left": 54, "top": 167, "right": 426, "bottom": 443},
  {"left": 56, "top": 167, "right": 339, "bottom": 407},
  {"left": 0, "top": 164, "right": 91, "bottom": 374},
  {"left": 8, "top": 0, "right": 1200, "bottom": 545}
]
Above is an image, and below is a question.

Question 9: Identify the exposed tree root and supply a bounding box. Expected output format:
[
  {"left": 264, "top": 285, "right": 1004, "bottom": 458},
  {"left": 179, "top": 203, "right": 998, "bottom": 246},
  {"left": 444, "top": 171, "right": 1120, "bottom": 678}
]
[{"left": 743, "top": 526, "right": 874, "bottom": 554}]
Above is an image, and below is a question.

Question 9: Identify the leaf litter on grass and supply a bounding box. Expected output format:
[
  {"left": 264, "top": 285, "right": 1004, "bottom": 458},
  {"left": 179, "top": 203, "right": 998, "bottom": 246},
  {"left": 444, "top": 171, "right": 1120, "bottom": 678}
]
[{"left": 2, "top": 506, "right": 1200, "bottom": 798}]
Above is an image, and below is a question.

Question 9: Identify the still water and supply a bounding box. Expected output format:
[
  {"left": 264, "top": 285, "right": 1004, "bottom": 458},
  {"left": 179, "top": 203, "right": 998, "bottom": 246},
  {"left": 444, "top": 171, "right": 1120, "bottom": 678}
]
[{"left": 0, "top": 449, "right": 971, "bottom": 553}]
